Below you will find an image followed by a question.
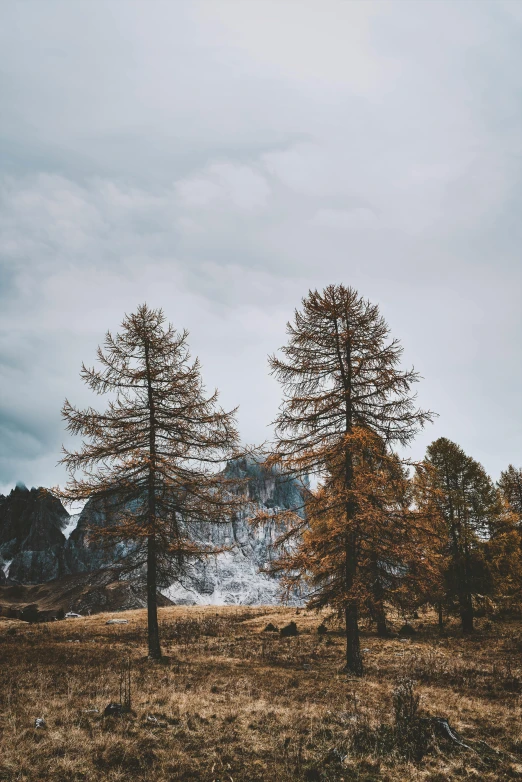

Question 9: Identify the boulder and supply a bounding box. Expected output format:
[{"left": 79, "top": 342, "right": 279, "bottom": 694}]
[
  {"left": 398, "top": 623, "right": 416, "bottom": 637},
  {"left": 21, "top": 604, "right": 39, "bottom": 623},
  {"left": 103, "top": 702, "right": 123, "bottom": 717},
  {"left": 280, "top": 621, "right": 299, "bottom": 637}
]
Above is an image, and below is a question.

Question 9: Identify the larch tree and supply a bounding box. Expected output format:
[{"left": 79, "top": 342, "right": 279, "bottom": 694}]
[
  {"left": 411, "top": 460, "right": 450, "bottom": 631},
  {"left": 269, "top": 285, "right": 433, "bottom": 675},
  {"left": 484, "top": 465, "right": 522, "bottom": 613},
  {"left": 59, "top": 304, "right": 241, "bottom": 659},
  {"left": 498, "top": 465, "right": 522, "bottom": 524},
  {"left": 272, "top": 430, "right": 441, "bottom": 642},
  {"left": 415, "top": 438, "right": 500, "bottom": 633}
]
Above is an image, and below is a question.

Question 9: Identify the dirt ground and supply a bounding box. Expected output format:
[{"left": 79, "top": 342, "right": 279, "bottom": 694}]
[{"left": 1, "top": 605, "right": 521, "bottom": 781}]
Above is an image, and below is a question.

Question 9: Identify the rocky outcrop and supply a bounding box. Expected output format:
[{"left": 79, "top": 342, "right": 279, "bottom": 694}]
[
  {"left": 163, "top": 457, "right": 306, "bottom": 605},
  {"left": 0, "top": 484, "right": 69, "bottom": 583}
]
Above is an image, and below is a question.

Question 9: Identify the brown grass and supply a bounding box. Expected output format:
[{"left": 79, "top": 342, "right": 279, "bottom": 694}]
[{"left": 1, "top": 606, "right": 521, "bottom": 781}]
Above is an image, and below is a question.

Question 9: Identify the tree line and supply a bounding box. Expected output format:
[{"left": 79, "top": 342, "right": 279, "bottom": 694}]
[{"left": 59, "top": 288, "right": 522, "bottom": 670}]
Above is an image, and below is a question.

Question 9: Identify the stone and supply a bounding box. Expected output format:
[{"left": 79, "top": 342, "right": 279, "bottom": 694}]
[
  {"left": 21, "top": 605, "right": 39, "bottom": 623},
  {"left": 103, "top": 702, "right": 123, "bottom": 717},
  {"left": 280, "top": 621, "right": 299, "bottom": 637}
]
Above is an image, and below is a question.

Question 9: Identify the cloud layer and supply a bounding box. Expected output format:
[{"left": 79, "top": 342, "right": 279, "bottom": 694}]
[{"left": 1, "top": 0, "right": 521, "bottom": 492}]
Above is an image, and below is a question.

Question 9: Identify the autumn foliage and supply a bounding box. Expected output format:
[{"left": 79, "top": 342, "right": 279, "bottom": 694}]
[
  {"left": 268, "top": 285, "right": 434, "bottom": 675},
  {"left": 55, "top": 290, "right": 521, "bottom": 672}
]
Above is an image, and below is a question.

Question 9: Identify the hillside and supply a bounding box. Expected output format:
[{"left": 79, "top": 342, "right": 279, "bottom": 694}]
[{"left": 0, "top": 568, "right": 173, "bottom": 621}]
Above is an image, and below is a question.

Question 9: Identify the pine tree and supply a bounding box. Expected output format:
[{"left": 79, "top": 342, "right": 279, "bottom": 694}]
[
  {"left": 59, "top": 304, "right": 240, "bottom": 659},
  {"left": 416, "top": 438, "right": 500, "bottom": 633},
  {"left": 269, "top": 285, "right": 433, "bottom": 675}
]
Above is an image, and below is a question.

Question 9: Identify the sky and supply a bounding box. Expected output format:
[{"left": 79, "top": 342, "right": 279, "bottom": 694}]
[{"left": 0, "top": 0, "right": 521, "bottom": 496}]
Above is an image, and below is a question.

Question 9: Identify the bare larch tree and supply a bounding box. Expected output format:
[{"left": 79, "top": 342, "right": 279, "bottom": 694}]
[{"left": 60, "top": 304, "right": 241, "bottom": 659}]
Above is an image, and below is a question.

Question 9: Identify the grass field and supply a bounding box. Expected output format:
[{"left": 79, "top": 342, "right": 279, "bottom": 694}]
[{"left": 1, "top": 606, "right": 521, "bottom": 781}]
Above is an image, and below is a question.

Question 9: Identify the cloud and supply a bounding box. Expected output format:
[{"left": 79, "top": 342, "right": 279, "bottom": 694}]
[
  {"left": 312, "top": 207, "right": 378, "bottom": 230},
  {"left": 0, "top": 0, "right": 520, "bottom": 492},
  {"left": 176, "top": 163, "right": 270, "bottom": 211}
]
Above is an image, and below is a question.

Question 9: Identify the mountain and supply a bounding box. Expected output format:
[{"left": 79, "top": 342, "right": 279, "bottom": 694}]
[
  {"left": 164, "top": 456, "right": 305, "bottom": 605},
  {"left": 0, "top": 484, "right": 69, "bottom": 583},
  {"left": 0, "top": 457, "right": 305, "bottom": 610}
]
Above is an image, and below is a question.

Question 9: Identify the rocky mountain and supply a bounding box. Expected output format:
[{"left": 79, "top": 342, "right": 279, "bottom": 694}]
[
  {"left": 0, "top": 457, "right": 305, "bottom": 610},
  {"left": 0, "top": 484, "right": 69, "bottom": 583},
  {"left": 164, "top": 456, "right": 306, "bottom": 605}
]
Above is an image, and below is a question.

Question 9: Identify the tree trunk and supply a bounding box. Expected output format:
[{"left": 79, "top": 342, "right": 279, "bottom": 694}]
[
  {"left": 147, "top": 533, "right": 162, "bottom": 659},
  {"left": 345, "top": 602, "right": 363, "bottom": 676},
  {"left": 375, "top": 603, "right": 388, "bottom": 638},
  {"left": 344, "top": 536, "right": 363, "bottom": 676},
  {"left": 370, "top": 551, "right": 388, "bottom": 637},
  {"left": 459, "top": 591, "right": 474, "bottom": 634},
  {"left": 145, "top": 338, "right": 161, "bottom": 660},
  {"left": 337, "top": 315, "right": 362, "bottom": 675}
]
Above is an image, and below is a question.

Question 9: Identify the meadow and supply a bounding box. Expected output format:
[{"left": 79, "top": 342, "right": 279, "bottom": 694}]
[{"left": 1, "top": 606, "right": 521, "bottom": 781}]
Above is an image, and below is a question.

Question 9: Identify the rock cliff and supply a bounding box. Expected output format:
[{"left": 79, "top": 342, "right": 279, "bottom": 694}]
[
  {"left": 0, "top": 484, "right": 69, "bottom": 583},
  {"left": 0, "top": 458, "right": 305, "bottom": 607}
]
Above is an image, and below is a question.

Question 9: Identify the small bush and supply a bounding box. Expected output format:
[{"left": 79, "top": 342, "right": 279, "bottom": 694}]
[{"left": 392, "top": 678, "right": 431, "bottom": 761}]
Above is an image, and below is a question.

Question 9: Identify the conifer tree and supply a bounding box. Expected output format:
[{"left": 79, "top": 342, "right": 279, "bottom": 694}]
[
  {"left": 498, "top": 465, "right": 522, "bottom": 523},
  {"left": 484, "top": 465, "right": 522, "bottom": 613},
  {"left": 411, "top": 461, "right": 450, "bottom": 631},
  {"left": 60, "top": 304, "right": 240, "bottom": 659},
  {"left": 484, "top": 505, "right": 522, "bottom": 614},
  {"left": 269, "top": 285, "right": 433, "bottom": 675},
  {"left": 272, "top": 430, "right": 440, "bottom": 643},
  {"left": 415, "top": 438, "right": 500, "bottom": 633}
]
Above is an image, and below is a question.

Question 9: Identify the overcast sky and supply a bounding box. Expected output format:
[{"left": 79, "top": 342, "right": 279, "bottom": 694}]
[{"left": 0, "top": 0, "right": 521, "bottom": 495}]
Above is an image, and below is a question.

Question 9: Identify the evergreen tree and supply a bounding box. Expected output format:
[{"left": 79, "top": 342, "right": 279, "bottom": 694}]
[
  {"left": 269, "top": 285, "right": 433, "bottom": 675},
  {"left": 416, "top": 438, "right": 499, "bottom": 633},
  {"left": 60, "top": 304, "right": 240, "bottom": 659}
]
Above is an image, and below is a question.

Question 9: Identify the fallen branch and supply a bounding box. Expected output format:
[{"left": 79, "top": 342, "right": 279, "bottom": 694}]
[
  {"left": 430, "top": 718, "right": 517, "bottom": 763},
  {"left": 430, "top": 718, "right": 475, "bottom": 752}
]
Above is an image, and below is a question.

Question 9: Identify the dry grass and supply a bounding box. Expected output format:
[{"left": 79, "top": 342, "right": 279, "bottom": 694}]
[{"left": 1, "top": 606, "right": 521, "bottom": 781}]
